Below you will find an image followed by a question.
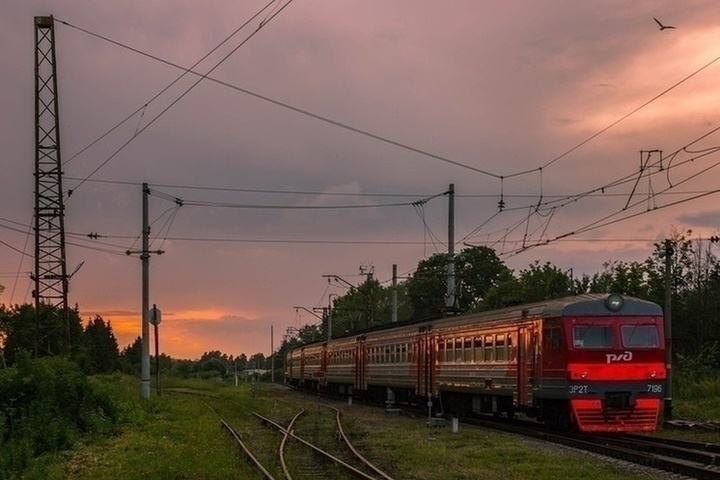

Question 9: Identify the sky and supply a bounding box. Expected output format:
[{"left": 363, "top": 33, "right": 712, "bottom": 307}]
[{"left": 2, "top": 1, "right": 720, "bottom": 360}]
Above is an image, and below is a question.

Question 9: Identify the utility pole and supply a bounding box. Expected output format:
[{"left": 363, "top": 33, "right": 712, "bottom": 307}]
[
  {"left": 328, "top": 294, "right": 338, "bottom": 339},
  {"left": 663, "top": 239, "right": 674, "bottom": 420},
  {"left": 360, "top": 265, "right": 374, "bottom": 327},
  {"left": 33, "top": 15, "right": 70, "bottom": 355},
  {"left": 270, "top": 325, "right": 274, "bottom": 383},
  {"left": 392, "top": 264, "right": 398, "bottom": 323},
  {"left": 150, "top": 304, "right": 161, "bottom": 396},
  {"left": 445, "top": 183, "right": 456, "bottom": 313},
  {"left": 126, "top": 184, "right": 163, "bottom": 398}
]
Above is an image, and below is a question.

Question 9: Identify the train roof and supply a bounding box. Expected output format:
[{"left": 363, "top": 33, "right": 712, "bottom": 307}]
[{"left": 538, "top": 293, "right": 663, "bottom": 317}]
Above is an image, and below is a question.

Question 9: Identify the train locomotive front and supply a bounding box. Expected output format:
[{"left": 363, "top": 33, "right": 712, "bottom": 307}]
[{"left": 546, "top": 293, "right": 666, "bottom": 432}]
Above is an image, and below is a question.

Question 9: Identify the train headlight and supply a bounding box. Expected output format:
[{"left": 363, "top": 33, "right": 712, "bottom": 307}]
[
  {"left": 581, "top": 372, "right": 588, "bottom": 379},
  {"left": 605, "top": 293, "right": 624, "bottom": 312},
  {"left": 650, "top": 371, "right": 657, "bottom": 378}
]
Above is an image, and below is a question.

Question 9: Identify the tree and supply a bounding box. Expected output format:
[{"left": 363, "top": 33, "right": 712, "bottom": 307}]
[
  {"left": 329, "top": 277, "right": 385, "bottom": 335},
  {"left": 234, "top": 353, "right": 248, "bottom": 371},
  {"left": 248, "top": 352, "right": 266, "bottom": 370},
  {"left": 455, "top": 246, "right": 512, "bottom": 311},
  {"left": 587, "top": 260, "right": 649, "bottom": 297},
  {"left": 79, "top": 316, "right": 119, "bottom": 374},
  {"left": 0, "top": 303, "right": 84, "bottom": 365},
  {"left": 480, "top": 261, "right": 574, "bottom": 310},
  {"left": 118, "top": 336, "right": 142, "bottom": 373},
  {"left": 407, "top": 246, "right": 511, "bottom": 318}
]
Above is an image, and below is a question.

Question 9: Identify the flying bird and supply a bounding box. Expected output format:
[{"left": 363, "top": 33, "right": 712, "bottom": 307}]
[{"left": 654, "top": 17, "right": 675, "bottom": 30}]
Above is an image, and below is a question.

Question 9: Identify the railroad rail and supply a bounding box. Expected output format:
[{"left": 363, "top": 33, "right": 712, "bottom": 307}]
[
  {"left": 320, "top": 405, "right": 396, "bottom": 480},
  {"left": 220, "top": 418, "right": 277, "bottom": 480},
  {"left": 462, "top": 415, "right": 720, "bottom": 479},
  {"left": 253, "top": 410, "right": 394, "bottom": 480},
  {"left": 279, "top": 410, "right": 304, "bottom": 480}
]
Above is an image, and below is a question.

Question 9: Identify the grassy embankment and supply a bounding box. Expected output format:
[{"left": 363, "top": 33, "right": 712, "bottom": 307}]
[{"left": 23, "top": 374, "right": 700, "bottom": 480}]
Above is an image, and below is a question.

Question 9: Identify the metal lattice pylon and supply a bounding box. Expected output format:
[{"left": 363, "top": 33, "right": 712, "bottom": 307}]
[{"left": 34, "top": 16, "right": 69, "bottom": 355}]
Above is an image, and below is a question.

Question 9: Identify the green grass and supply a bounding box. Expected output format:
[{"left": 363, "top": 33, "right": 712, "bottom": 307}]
[
  {"left": 656, "top": 375, "right": 720, "bottom": 442},
  {"left": 23, "top": 375, "right": 720, "bottom": 479}
]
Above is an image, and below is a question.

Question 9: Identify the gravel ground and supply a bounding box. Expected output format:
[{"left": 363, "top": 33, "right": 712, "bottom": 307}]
[{"left": 512, "top": 433, "right": 697, "bottom": 480}]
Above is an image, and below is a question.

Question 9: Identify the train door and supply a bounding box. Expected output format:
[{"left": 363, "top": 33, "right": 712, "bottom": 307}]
[
  {"left": 517, "top": 327, "right": 532, "bottom": 406},
  {"left": 532, "top": 322, "right": 542, "bottom": 389},
  {"left": 299, "top": 347, "right": 305, "bottom": 385},
  {"left": 320, "top": 343, "right": 328, "bottom": 387},
  {"left": 415, "top": 326, "right": 435, "bottom": 398},
  {"left": 517, "top": 323, "right": 542, "bottom": 406},
  {"left": 354, "top": 337, "right": 366, "bottom": 391},
  {"left": 415, "top": 332, "right": 425, "bottom": 396}
]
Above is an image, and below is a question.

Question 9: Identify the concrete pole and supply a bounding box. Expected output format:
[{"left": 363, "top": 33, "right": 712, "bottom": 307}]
[
  {"left": 153, "top": 305, "right": 160, "bottom": 396},
  {"left": 141, "top": 183, "right": 151, "bottom": 398},
  {"left": 664, "top": 239, "right": 673, "bottom": 420},
  {"left": 445, "top": 184, "right": 455, "bottom": 312},
  {"left": 392, "top": 264, "right": 398, "bottom": 323}
]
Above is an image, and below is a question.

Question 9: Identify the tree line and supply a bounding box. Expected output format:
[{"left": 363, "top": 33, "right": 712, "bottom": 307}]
[
  {"left": 1, "top": 228, "right": 719, "bottom": 375},
  {"left": 0, "top": 304, "right": 271, "bottom": 379}
]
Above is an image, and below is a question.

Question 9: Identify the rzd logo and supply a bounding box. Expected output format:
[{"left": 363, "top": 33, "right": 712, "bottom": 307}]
[{"left": 606, "top": 351, "right": 632, "bottom": 364}]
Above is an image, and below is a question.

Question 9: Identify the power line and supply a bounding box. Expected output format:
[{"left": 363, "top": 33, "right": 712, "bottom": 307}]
[
  {"left": 56, "top": 0, "right": 279, "bottom": 169},
  {"left": 505, "top": 53, "right": 720, "bottom": 179},
  {"left": 60, "top": 176, "right": 719, "bottom": 199},
  {"left": 56, "top": 16, "right": 498, "bottom": 180},
  {"left": 59, "top": 0, "right": 294, "bottom": 196}
]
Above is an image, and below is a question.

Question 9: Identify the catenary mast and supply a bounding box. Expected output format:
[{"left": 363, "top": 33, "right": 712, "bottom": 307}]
[{"left": 33, "top": 16, "right": 70, "bottom": 355}]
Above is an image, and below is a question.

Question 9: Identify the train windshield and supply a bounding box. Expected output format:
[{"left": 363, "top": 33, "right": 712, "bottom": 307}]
[
  {"left": 621, "top": 324, "right": 660, "bottom": 348},
  {"left": 572, "top": 325, "right": 614, "bottom": 348}
]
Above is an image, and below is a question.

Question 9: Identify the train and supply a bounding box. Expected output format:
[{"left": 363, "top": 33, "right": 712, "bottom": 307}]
[{"left": 285, "top": 293, "right": 666, "bottom": 433}]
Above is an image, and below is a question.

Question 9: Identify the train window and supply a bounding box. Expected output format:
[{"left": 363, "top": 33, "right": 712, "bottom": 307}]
[
  {"left": 508, "top": 334, "right": 516, "bottom": 361},
  {"left": 473, "top": 336, "right": 483, "bottom": 362},
  {"left": 438, "top": 340, "right": 446, "bottom": 363},
  {"left": 496, "top": 334, "right": 506, "bottom": 361},
  {"left": 621, "top": 325, "right": 660, "bottom": 348},
  {"left": 573, "top": 325, "right": 614, "bottom": 348},
  {"left": 401, "top": 344, "right": 408, "bottom": 363},
  {"left": 484, "top": 335, "right": 494, "bottom": 361},
  {"left": 455, "top": 338, "right": 463, "bottom": 362},
  {"left": 464, "top": 338, "right": 473, "bottom": 362}
]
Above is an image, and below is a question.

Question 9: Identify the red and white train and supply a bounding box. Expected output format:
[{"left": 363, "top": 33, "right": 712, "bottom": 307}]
[{"left": 285, "top": 293, "right": 666, "bottom": 433}]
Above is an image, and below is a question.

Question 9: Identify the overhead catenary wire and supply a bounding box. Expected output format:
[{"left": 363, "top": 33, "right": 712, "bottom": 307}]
[
  {"left": 60, "top": 0, "right": 294, "bottom": 197},
  {"left": 61, "top": 176, "right": 716, "bottom": 199},
  {"left": 56, "top": 21, "right": 720, "bottom": 190},
  {"left": 55, "top": 0, "right": 280, "bottom": 169},
  {"left": 460, "top": 129, "right": 720, "bottom": 248},
  {"left": 18, "top": 12, "right": 717, "bottom": 282}
]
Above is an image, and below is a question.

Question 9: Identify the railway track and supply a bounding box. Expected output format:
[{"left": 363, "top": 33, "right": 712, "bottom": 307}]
[
  {"left": 172, "top": 386, "right": 394, "bottom": 479},
  {"left": 460, "top": 414, "right": 720, "bottom": 479},
  {"left": 254, "top": 407, "right": 396, "bottom": 480}
]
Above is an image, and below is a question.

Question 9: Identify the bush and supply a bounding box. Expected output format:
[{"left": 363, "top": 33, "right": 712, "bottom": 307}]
[
  {"left": 0, "top": 355, "right": 120, "bottom": 476},
  {"left": 674, "top": 342, "right": 720, "bottom": 399}
]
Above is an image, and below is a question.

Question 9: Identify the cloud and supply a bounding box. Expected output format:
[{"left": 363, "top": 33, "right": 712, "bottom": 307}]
[{"left": 5, "top": 1, "right": 720, "bottom": 359}]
